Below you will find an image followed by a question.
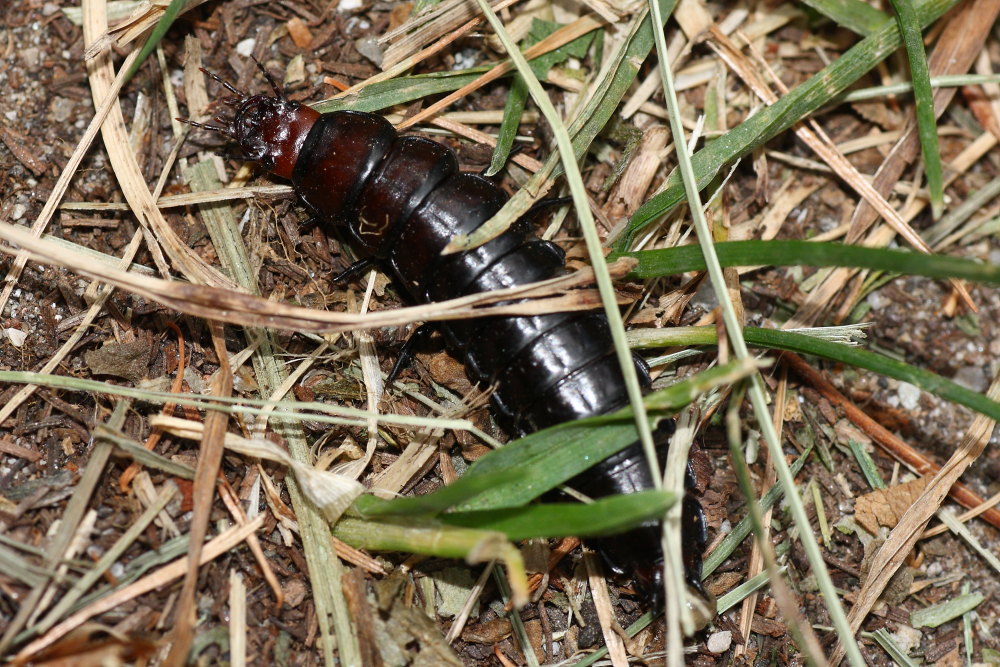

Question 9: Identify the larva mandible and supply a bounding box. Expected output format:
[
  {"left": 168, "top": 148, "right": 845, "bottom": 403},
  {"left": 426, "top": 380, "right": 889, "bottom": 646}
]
[{"left": 185, "top": 61, "right": 712, "bottom": 621}]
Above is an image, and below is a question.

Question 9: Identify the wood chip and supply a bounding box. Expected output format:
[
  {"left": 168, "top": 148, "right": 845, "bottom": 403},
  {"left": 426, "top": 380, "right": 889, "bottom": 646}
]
[
  {"left": 286, "top": 17, "right": 313, "bottom": 49},
  {"left": 0, "top": 436, "right": 43, "bottom": 462},
  {"left": 750, "top": 615, "right": 787, "bottom": 637},
  {"left": 675, "top": 0, "right": 713, "bottom": 39}
]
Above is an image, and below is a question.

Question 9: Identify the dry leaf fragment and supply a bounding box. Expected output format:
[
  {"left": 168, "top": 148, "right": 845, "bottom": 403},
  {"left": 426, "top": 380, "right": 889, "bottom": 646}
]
[
  {"left": 387, "top": 3, "right": 414, "bottom": 32},
  {"left": 851, "top": 100, "right": 904, "bottom": 131},
  {"left": 83, "top": 339, "right": 153, "bottom": 384},
  {"left": 0, "top": 125, "right": 47, "bottom": 175},
  {"left": 17, "top": 624, "right": 158, "bottom": 667},
  {"left": 750, "top": 615, "right": 786, "bottom": 637},
  {"left": 462, "top": 618, "right": 513, "bottom": 644},
  {"left": 854, "top": 476, "right": 932, "bottom": 535},
  {"left": 834, "top": 419, "right": 871, "bottom": 447}
]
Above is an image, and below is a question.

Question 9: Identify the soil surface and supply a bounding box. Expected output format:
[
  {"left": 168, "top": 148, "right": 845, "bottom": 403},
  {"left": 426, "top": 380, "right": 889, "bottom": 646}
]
[{"left": 1, "top": 1, "right": 998, "bottom": 665}]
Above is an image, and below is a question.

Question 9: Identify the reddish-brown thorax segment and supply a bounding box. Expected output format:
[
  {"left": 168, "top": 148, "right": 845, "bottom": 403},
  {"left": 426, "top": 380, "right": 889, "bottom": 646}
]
[
  {"left": 267, "top": 103, "right": 319, "bottom": 179},
  {"left": 231, "top": 96, "right": 320, "bottom": 179}
]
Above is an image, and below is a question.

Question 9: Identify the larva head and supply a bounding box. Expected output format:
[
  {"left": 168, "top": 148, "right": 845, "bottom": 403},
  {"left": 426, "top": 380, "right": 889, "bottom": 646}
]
[
  {"left": 230, "top": 94, "right": 319, "bottom": 179},
  {"left": 180, "top": 62, "right": 319, "bottom": 179}
]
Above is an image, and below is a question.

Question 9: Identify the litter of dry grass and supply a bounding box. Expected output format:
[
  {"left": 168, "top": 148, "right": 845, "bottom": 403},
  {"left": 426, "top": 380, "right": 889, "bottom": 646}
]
[{"left": 2, "top": 1, "right": 1000, "bottom": 665}]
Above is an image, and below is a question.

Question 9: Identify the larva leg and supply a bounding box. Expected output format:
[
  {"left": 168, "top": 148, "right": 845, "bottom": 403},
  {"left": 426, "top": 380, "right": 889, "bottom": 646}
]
[
  {"left": 332, "top": 257, "right": 377, "bottom": 284},
  {"left": 387, "top": 323, "right": 437, "bottom": 385}
]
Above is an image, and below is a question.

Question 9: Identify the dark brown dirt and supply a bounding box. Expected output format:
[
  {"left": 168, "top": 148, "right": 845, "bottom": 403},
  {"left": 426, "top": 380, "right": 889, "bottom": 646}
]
[{"left": 1, "top": 1, "right": 999, "bottom": 665}]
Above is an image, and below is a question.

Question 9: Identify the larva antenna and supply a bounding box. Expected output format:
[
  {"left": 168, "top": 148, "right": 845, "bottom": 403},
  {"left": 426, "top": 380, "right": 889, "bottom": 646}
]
[
  {"left": 176, "top": 117, "right": 234, "bottom": 137},
  {"left": 250, "top": 54, "right": 286, "bottom": 101},
  {"left": 199, "top": 67, "right": 246, "bottom": 99}
]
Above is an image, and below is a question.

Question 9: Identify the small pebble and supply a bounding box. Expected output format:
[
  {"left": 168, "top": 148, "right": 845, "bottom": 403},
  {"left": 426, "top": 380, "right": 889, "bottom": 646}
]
[
  {"left": 51, "top": 97, "right": 75, "bottom": 123},
  {"left": 890, "top": 623, "right": 922, "bottom": 654},
  {"left": 236, "top": 38, "right": 255, "bottom": 57},
  {"left": 897, "top": 382, "right": 920, "bottom": 411},
  {"left": 706, "top": 630, "right": 732, "bottom": 654},
  {"left": 866, "top": 290, "right": 891, "bottom": 311},
  {"left": 21, "top": 47, "right": 40, "bottom": 68},
  {"left": 953, "top": 365, "right": 987, "bottom": 393},
  {"left": 4, "top": 328, "right": 27, "bottom": 347},
  {"left": 355, "top": 36, "right": 383, "bottom": 66}
]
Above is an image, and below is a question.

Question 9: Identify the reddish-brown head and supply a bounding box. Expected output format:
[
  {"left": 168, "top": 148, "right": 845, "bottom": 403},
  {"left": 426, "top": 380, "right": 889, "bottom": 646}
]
[
  {"left": 230, "top": 95, "right": 319, "bottom": 179},
  {"left": 179, "top": 62, "right": 319, "bottom": 179}
]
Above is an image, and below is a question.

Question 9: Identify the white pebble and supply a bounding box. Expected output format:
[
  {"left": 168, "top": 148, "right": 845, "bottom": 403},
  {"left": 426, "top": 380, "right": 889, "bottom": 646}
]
[
  {"left": 890, "top": 624, "right": 922, "bottom": 654},
  {"left": 706, "top": 630, "right": 732, "bottom": 653},
  {"left": 897, "top": 382, "right": 920, "bottom": 411},
  {"left": 866, "top": 290, "right": 890, "bottom": 311},
  {"left": 338, "top": 0, "right": 363, "bottom": 10},
  {"left": 4, "top": 328, "right": 27, "bottom": 347},
  {"left": 236, "top": 38, "right": 256, "bottom": 57}
]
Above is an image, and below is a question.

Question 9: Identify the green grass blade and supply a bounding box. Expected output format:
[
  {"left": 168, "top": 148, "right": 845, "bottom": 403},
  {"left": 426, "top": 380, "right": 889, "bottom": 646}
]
[
  {"left": 629, "top": 326, "right": 1000, "bottom": 423},
  {"left": 439, "top": 491, "right": 675, "bottom": 539},
  {"left": 485, "top": 74, "right": 528, "bottom": 176},
  {"left": 889, "top": 0, "right": 944, "bottom": 218},
  {"left": 338, "top": 493, "right": 674, "bottom": 579},
  {"left": 352, "top": 468, "right": 521, "bottom": 518},
  {"left": 456, "top": 359, "right": 758, "bottom": 511},
  {"left": 869, "top": 628, "right": 921, "bottom": 666},
  {"left": 313, "top": 69, "right": 489, "bottom": 113},
  {"left": 620, "top": 239, "right": 1000, "bottom": 284},
  {"left": 800, "top": 0, "right": 889, "bottom": 35},
  {"left": 837, "top": 73, "right": 1000, "bottom": 103},
  {"left": 123, "top": 0, "right": 186, "bottom": 83},
  {"left": 715, "top": 570, "right": 776, "bottom": 614},
  {"left": 447, "top": 420, "right": 643, "bottom": 510},
  {"left": 848, "top": 440, "right": 887, "bottom": 490},
  {"left": 701, "top": 445, "right": 813, "bottom": 577},
  {"left": 910, "top": 593, "right": 984, "bottom": 628},
  {"left": 522, "top": 17, "right": 598, "bottom": 79},
  {"left": 745, "top": 328, "right": 1000, "bottom": 422},
  {"left": 922, "top": 173, "right": 1000, "bottom": 247},
  {"left": 333, "top": 517, "right": 530, "bottom": 605},
  {"left": 334, "top": 517, "right": 509, "bottom": 560},
  {"left": 314, "top": 18, "right": 594, "bottom": 117},
  {"left": 615, "top": 0, "right": 961, "bottom": 252}
]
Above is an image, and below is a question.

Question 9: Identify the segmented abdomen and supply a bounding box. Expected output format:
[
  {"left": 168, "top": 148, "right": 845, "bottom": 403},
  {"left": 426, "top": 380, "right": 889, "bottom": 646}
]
[
  {"left": 291, "top": 110, "right": 651, "bottom": 435},
  {"left": 288, "top": 108, "right": 714, "bottom": 596}
]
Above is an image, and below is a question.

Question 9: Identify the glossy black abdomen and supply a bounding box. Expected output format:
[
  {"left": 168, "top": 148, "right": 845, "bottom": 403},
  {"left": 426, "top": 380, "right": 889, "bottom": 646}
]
[{"left": 292, "top": 110, "right": 654, "bottom": 445}]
